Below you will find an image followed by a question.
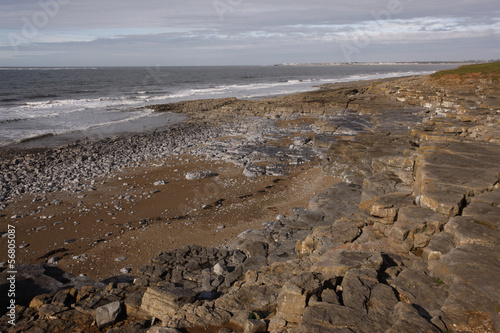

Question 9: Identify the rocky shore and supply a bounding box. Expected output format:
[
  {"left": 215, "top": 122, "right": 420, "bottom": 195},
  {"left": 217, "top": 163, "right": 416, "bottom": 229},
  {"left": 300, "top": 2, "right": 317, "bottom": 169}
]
[{"left": 1, "top": 66, "right": 500, "bottom": 332}]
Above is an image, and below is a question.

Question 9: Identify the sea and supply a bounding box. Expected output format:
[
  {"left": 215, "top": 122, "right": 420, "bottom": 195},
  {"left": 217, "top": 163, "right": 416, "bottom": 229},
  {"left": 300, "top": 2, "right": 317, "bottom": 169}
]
[{"left": 0, "top": 64, "right": 458, "bottom": 148}]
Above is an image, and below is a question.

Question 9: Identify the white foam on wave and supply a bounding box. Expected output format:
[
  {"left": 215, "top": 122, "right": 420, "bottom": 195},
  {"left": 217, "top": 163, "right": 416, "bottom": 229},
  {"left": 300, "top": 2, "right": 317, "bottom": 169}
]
[
  {"left": 144, "top": 79, "right": 322, "bottom": 103},
  {"left": 319, "top": 70, "right": 434, "bottom": 84},
  {"left": 0, "top": 108, "right": 159, "bottom": 147}
]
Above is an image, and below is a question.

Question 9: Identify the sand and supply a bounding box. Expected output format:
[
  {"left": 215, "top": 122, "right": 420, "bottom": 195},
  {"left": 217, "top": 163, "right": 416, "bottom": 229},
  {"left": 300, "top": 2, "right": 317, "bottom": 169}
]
[{"left": 1, "top": 152, "right": 338, "bottom": 280}]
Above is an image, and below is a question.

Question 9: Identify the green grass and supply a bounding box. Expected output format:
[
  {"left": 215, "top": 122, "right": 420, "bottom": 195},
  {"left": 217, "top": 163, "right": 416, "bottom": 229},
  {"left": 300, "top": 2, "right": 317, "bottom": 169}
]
[
  {"left": 431, "top": 61, "right": 500, "bottom": 80},
  {"left": 436, "top": 277, "right": 444, "bottom": 284}
]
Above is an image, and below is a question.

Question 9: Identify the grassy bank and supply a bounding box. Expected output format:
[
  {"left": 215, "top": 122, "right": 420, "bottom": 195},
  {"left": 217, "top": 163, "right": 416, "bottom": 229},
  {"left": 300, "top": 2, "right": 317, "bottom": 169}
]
[{"left": 431, "top": 61, "right": 500, "bottom": 80}]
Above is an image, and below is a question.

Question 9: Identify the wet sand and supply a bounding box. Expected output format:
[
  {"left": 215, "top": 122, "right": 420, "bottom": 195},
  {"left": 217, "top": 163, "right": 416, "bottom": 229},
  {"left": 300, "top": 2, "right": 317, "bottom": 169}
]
[{"left": 1, "top": 152, "right": 337, "bottom": 280}]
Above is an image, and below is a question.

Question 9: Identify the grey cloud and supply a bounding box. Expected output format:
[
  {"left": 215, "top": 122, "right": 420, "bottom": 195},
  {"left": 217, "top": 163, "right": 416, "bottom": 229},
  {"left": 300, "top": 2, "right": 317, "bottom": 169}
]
[{"left": 0, "top": 0, "right": 499, "bottom": 66}]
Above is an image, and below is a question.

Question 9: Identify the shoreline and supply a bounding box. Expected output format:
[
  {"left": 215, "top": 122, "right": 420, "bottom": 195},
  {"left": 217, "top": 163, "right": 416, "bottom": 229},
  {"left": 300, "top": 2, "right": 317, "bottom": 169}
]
[
  {"left": 0, "top": 89, "right": 358, "bottom": 279},
  {"left": 1, "top": 67, "right": 499, "bottom": 332},
  {"left": 0, "top": 74, "right": 431, "bottom": 279},
  {"left": 0, "top": 64, "right": 457, "bottom": 150}
]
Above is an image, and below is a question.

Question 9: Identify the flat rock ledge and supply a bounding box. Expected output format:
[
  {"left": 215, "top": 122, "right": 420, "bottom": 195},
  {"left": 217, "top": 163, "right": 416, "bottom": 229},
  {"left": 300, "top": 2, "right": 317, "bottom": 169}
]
[{"left": 1, "top": 73, "right": 500, "bottom": 332}]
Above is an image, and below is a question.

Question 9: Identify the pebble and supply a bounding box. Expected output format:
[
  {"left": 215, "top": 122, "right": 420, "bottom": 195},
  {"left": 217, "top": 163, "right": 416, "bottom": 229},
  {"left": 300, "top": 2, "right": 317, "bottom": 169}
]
[
  {"left": 185, "top": 170, "right": 218, "bottom": 180},
  {"left": 115, "top": 256, "right": 127, "bottom": 262},
  {"left": 213, "top": 263, "right": 228, "bottom": 276},
  {"left": 47, "top": 256, "right": 60, "bottom": 264},
  {"left": 0, "top": 123, "right": 220, "bottom": 202},
  {"left": 72, "top": 254, "right": 88, "bottom": 261}
]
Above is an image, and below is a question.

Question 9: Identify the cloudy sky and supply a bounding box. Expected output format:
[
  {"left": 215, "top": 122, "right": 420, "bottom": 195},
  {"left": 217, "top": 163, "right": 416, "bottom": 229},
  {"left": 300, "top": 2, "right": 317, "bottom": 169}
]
[{"left": 1, "top": 0, "right": 499, "bottom": 66}]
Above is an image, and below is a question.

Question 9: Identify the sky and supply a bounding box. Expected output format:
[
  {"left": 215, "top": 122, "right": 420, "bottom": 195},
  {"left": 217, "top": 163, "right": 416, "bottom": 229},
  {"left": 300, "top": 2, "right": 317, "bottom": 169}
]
[{"left": 0, "top": 0, "right": 499, "bottom": 66}]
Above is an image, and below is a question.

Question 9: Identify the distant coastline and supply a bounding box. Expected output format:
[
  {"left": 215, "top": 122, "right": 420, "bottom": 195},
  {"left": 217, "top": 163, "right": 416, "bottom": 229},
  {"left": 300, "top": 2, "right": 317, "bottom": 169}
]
[{"left": 274, "top": 61, "right": 478, "bottom": 66}]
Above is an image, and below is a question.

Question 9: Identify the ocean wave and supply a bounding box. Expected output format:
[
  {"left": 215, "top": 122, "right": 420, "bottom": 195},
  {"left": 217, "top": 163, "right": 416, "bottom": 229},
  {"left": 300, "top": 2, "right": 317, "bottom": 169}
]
[
  {"left": 0, "top": 108, "right": 86, "bottom": 124},
  {"left": 318, "top": 70, "right": 434, "bottom": 84},
  {"left": 24, "top": 96, "right": 143, "bottom": 109},
  {"left": 0, "top": 67, "right": 97, "bottom": 71},
  {"left": 0, "top": 108, "right": 158, "bottom": 147},
  {"left": 26, "top": 94, "right": 59, "bottom": 100}
]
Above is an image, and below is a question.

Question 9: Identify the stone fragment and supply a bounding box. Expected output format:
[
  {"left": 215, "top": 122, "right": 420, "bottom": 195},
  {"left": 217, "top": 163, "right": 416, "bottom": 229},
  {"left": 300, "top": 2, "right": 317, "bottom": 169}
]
[
  {"left": 268, "top": 314, "right": 287, "bottom": 333},
  {"left": 29, "top": 294, "right": 52, "bottom": 310},
  {"left": 391, "top": 268, "right": 448, "bottom": 315},
  {"left": 276, "top": 282, "right": 307, "bottom": 324},
  {"left": 387, "top": 302, "right": 441, "bottom": 333},
  {"left": 38, "top": 303, "right": 65, "bottom": 317},
  {"left": 95, "top": 301, "right": 122, "bottom": 329},
  {"left": 298, "top": 218, "right": 361, "bottom": 257},
  {"left": 359, "top": 193, "right": 413, "bottom": 224},
  {"left": 141, "top": 285, "right": 197, "bottom": 322},
  {"left": 444, "top": 216, "right": 500, "bottom": 246},
  {"left": 185, "top": 171, "right": 218, "bottom": 180},
  {"left": 47, "top": 256, "right": 60, "bottom": 264},
  {"left": 422, "top": 232, "right": 454, "bottom": 260},
  {"left": 462, "top": 200, "right": 500, "bottom": 227},
  {"left": 311, "top": 249, "right": 383, "bottom": 279},
  {"left": 341, "top": 268, "right": 379, "bottom": 311},
  {"left": 237, "top": 240, "right": 268, "bottom": 258},
  {"left": 361, "top": 171, "right": 406, "bottom": 202},
  {"left": 147, "top": 328, "right": 182, "bottom": 333},
  {"left": 120, "top": 267, "right": 132, "bottom": 274},
  {"left": 367, "top": 283, "right": 400, "bottom": 315},
  {"left": 52, "top": 288, "right": 76, "bottom": 307},
  {"left": 244, "top": 318, "right": 267, "bottom": 332},
  {"left": 320, "top": 288, "right": 340, "bottom": 305},
  {"left": 414, "top": 141, "right": 500, "bottom": 216},
  {"left": 265, "top": 163, "right": 287, "bottom": 176},
  {"left": 124, "top": 292, "right": 148, "bottom": 318},
  {"left": 243, "top": 164, "right": 266, "bottom": 178},
  {"left": 213, "top": 263, "right": 228, "bottom": 276},
  {"left": 215, "top": 285, "right": 279, "bottom": 313},
  {"left": 428, "top": 245, "right": 500, "bottom": 328}
]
